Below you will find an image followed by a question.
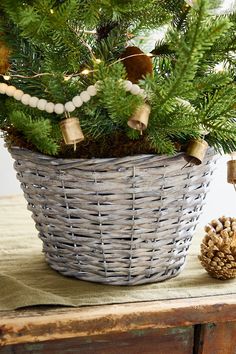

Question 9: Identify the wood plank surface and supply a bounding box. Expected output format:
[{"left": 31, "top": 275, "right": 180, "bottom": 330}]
[
  {"left": 197, "top": 321, "right": 236, "bottom": 354},
  {"left": 0, "top": 326, "right": 194, "bottom": 354},
  {"left": 0, "top": 294, "right": 236, "bottom": 346},
  {"left": 1, "top": 196, "right": 236, "bottom": 352}
]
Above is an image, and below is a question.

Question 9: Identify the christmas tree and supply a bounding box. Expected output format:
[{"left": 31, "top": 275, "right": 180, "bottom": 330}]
[{"left": 0, "top": 0, "right": 236, "bottom": 158}]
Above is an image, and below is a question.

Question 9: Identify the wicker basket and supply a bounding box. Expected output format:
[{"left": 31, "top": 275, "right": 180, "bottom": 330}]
[{"left": 9, "top": 146, "right": 217, "bottom": 285}]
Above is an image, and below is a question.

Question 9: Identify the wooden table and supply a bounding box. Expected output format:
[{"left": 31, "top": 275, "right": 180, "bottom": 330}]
[
  {"left": 0, "top": 196, "right": 235, "bottom": 353},
  {"left": 0, "top": 294, "right": 236, "bottom": 354}
]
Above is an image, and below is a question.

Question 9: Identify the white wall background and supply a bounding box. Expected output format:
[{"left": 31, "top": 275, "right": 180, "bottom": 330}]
[{"left": 0, "top": 138, "right": 21, "bottom": 195}]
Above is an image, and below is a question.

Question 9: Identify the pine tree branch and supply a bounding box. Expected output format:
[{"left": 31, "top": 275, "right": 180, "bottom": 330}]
[
  {"left": 1, "top": 0, "right": 236, "bottom": 156},
  {"left": 9, "top": 109, "right": 60, "bottom": 155}
]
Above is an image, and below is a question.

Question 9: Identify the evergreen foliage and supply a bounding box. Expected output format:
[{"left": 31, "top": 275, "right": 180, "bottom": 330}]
[
  {"left": 9, "top": 109, "right": 59, "bottom": 156},
  {"left": 0, "top": 0, "right": 235, "bottom": 157}
]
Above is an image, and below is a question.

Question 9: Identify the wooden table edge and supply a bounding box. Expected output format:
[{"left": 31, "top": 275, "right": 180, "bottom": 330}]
[{"left": 0, "top": 293, "right": 236, "bottom": 346}]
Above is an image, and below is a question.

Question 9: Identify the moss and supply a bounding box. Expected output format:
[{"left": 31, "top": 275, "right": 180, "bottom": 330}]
[{"left": 4, "top": 128, "right": 159, "bottom": 158}]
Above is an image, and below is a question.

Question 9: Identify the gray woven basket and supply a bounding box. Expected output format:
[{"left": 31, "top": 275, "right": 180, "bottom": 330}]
[{"left": 9, "top": 146, "right": 217, "bottom": 285}]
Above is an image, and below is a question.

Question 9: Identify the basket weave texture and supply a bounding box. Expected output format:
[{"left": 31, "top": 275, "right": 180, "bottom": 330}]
[{"left": 10, "top": 146, "right": 216, "bottom": 285}]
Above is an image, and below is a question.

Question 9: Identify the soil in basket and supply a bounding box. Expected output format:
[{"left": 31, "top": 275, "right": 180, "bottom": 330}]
[{"left": 5, "top": 127, "right": 182, "bottom": 159}]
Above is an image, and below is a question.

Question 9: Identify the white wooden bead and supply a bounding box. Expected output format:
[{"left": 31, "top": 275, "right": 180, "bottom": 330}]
[
  {"left": 130, "top": 84, "right": 141, "bottom": 95},
  {"left": 123, "top": 80, "right": 133, "bottom": 92},
  {"left": 87, "top": 85, "right": 97, "bottom": 96},
  {"left": 0, "top": 83, "right": 9, "bottom": 94},
  {"left": 37, "top": 99, "right": 47, "bottom": 111},
  {"left": 54, "top": 103, "right": 64, "bottom": 115},
  {"left": 5, "top": 85, "right": 17, "bottom": 97},
  {"left": 21, "top": 94, "right": 31, "bottom": 105},
  {"left": 94, "top": 81, "right": 101, "bottom": 90},
  {"left": 13, "top": 89, "right": 24, "bottom": 101},
  {"left": 80, "top": 91, "right": 91, "bottom": 102},
  {"left": 45, "top": 102, "right": 55, "bottom": 114},
  {"left": 139, "top": 89, "right": 147, "bottom": 99},
  {"left": 72, "top": 95, "right": 83, "bottom": 108},
  {"left": 29, "top": 96, "right": 39, "bottom": 108},
  {"left": 65, "top": 101, "right": 76, "bottom": 113}
]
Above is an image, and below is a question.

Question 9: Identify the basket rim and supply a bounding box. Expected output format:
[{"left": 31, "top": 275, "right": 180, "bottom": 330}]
[{"left": 8, "top": 144, "right": 215, "bottom": 164}]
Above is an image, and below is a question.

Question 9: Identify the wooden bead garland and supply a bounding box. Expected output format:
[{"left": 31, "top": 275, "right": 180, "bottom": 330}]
[
  {"left": 0, "top": 80, "right": 146, "bottom": 115},
  {"left": 0, "top": 79, "right": 148, "bottom": 148}
]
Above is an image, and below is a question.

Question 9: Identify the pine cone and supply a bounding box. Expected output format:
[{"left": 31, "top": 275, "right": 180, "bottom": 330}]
[{"left": 199, "top": 216, "right": 236, "bottom": 280}]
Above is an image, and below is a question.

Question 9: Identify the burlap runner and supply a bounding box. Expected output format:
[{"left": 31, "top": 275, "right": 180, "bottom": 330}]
[{"left": 0, "top": 195, "right": 235, "bottom": 311}]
